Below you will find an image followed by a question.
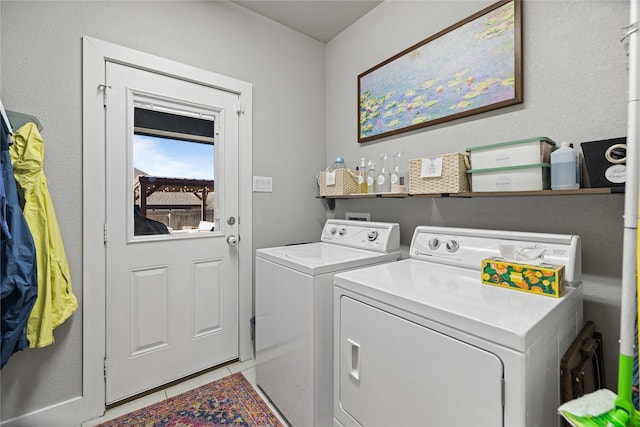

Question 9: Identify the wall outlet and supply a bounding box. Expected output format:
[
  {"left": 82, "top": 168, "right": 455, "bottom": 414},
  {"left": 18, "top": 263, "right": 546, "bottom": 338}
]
[
  {"left": 253, "top": 176, "right": 272, "bottom": 192},
  {"left": 345, "top": 212, "right": 371, "bottom": 221}
]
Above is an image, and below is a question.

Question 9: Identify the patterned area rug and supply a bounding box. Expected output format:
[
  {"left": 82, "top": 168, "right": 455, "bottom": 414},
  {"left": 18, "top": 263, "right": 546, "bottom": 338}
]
[{"left": 97, "top": 372, "right": 284, "bottom": 427}]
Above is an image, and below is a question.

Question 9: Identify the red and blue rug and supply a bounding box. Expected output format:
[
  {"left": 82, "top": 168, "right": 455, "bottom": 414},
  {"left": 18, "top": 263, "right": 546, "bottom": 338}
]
[{"left": 97, "top": 372, "right": 284, "bottom": 427}]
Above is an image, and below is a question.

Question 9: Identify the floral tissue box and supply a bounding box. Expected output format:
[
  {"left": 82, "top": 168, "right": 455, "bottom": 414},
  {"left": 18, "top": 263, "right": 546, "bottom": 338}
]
[{"left": 481, "top": 257, "right": 565, "bottom": 298}]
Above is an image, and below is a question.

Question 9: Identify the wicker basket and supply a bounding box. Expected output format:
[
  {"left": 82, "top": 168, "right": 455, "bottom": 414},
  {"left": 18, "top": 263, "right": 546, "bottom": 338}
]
[
  {"left": 319, "top": 169, "right": 359, "bottom": 196},
  {"left": 409, "top": 153, "right": 470, "bottom": 194}
]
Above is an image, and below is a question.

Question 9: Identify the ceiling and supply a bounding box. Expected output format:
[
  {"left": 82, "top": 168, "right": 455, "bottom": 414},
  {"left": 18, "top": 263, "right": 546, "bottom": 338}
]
[{"left": 231, "top": 1, "right": 383, "bottom": 43}]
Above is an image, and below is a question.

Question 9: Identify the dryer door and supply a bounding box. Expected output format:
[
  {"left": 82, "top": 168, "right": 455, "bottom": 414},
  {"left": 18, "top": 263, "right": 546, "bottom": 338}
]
[{"left": 338, "top": 296, "right": 504, "bottom": 427}]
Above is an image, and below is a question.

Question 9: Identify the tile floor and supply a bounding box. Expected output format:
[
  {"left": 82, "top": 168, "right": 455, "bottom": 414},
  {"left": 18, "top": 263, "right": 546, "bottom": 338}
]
[{"left": 82, "top": 359, "right": 290, "bottom": 426}]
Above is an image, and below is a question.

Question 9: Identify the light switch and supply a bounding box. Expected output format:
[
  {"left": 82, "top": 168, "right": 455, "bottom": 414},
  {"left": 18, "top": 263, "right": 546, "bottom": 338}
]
[{"left": 253, "top": 176, "right": 273, "bottom": 192}]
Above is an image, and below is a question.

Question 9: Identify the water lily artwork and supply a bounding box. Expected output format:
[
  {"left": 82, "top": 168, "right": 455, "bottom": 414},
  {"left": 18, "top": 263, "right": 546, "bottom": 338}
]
[{"left": 358, "top": 0, "right": 521, "bottom": 143}]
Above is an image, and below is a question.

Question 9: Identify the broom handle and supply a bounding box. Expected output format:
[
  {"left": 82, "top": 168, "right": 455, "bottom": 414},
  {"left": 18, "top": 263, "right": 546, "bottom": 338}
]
[{"left": 616, "top": 0, "right": 640, "bottom": 421}]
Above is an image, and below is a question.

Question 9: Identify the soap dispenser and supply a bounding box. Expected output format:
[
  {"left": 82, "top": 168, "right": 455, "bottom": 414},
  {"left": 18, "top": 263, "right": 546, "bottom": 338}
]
[
  {"left": 358, "top": 158, "right": 367, "bottom": 194},
  {"left": 377, "top": 153, "right": 391, "bottom": 193},
  {"left": 391, "top": 151, "right": 406, "bottom": 193},
  {"left": 366, "top": 161, "right": 377, "bottom": 193}
]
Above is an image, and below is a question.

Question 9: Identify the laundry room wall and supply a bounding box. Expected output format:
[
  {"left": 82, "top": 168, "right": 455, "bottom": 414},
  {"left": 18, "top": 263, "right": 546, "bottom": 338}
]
[
  {"left": 0, "top": 1, "right": 326, "bottom": 423},
  {"left": 326, "top": 0, "right": 629, "bottom": 390}
]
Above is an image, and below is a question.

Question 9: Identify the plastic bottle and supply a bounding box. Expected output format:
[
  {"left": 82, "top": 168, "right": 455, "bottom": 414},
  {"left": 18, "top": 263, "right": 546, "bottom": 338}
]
[
  {"left": 377, "top": 153, "right": 391, "bottom": 193},
  {"left": 551, "top": 142, "right": 580, "bottom": 190},
  {"left": 331, "top": 157, "right": 346, "bottom": 171},
  {"left": 366, "top": 161, "right": 377, "bottom": 193},
  {"left": 391, "top": 151, "right": 406, "bottom": 193},
  {"left": 358, "top": 158, "right": 367, "bottom": 193}
]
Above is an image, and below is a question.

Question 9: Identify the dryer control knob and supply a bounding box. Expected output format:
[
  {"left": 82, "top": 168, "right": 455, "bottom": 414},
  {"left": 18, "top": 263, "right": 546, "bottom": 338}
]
[
  {"left": 367, "top": 230, "right": 378, "bottom": 241},
  {"left": 428, "top": 238, "right": 440, "bottom": 250},
  {"left": 446, "top": 240, "right": 460, "bottom": 252},
  {"left": 328, "top": 226, "right": 338, "bottom": 235},
  {"left": 338, "top": 227, "right": 347, "bottom": 236}
]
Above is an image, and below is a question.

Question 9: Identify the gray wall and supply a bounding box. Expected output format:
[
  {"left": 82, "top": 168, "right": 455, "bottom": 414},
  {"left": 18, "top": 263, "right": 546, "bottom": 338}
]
[
  {"left": 0, "top": 1, "right": 326, "bottom": 421},
  {"left": 0, "top": 0, "right": 632, "bottom": 422},
  {"left": 326, "top": 0, "right": 629, "bottom": 390}
]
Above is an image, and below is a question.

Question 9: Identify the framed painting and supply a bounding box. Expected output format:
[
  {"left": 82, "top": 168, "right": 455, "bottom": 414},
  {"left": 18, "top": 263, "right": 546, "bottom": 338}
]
[{"left": 358, "top": 0, "right": 522, "bottom": 143}]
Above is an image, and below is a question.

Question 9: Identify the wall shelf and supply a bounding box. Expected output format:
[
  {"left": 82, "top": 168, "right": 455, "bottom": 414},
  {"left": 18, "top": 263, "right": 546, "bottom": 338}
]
[{"left": 317, "top": 187, "right": 623, "bottom": 201}]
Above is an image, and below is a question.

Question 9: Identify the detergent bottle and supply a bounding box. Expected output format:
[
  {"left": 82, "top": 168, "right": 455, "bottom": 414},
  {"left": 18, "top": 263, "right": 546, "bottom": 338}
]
[{"left": 551, "top": 142, "right": 580, "bottom": 190}]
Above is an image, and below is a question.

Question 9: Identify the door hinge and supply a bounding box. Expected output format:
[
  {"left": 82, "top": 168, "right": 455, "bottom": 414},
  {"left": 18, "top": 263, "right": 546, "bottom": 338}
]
[
  {"left": 98, "top": 84, "right": 111, "bottom": 108},
  {"left": 103, "top": 222, "right": 108, "bottom": 243},
  {"left": 236, "top": 100, "right": 245, "bottom": 115},
  {"left": 103, "top": 357, "right": 108, "bottom": 381},
  {"left": 250, "top": 316, "right": 255, "bottom": 341}
]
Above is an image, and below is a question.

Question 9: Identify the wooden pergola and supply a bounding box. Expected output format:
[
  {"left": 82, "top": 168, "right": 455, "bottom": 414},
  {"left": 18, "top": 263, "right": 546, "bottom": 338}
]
[{"left": 134, "top": 175, "right": 214, "bottom": 221}]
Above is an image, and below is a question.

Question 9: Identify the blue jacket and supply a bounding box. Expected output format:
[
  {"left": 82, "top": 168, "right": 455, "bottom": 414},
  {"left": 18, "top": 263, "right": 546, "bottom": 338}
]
[
  {"left": 0, "top": 118, "right": 38, "bottom": 368},
  {"left": 0, "top": 151, "right": 9, "bottom": 241}
]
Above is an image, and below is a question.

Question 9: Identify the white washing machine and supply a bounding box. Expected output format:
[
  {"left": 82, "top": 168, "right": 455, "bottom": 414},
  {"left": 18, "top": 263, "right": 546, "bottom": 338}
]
[
  {"left": 333, "top": 226, "right": 584, "bottom": 427},
  {"left": 256, "top": 220, "right": 401, "bottom": 427}
]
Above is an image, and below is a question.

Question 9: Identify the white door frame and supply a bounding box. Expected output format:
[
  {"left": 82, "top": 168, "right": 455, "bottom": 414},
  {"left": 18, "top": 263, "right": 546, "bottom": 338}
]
[{"left": 81, "top": 36, "right": 253, "bottom": 422}]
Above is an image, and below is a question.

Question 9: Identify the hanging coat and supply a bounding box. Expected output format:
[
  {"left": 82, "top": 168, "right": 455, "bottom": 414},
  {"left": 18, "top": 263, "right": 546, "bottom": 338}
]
[
  {"left": 0, "top": 156, "right": 10, "bottom": 241},
  {"left": 10, "top": 123, "right": 77, "bottom": 348},
  {"left": 0, "top": 118, "right": 38, "bottom": 367}
]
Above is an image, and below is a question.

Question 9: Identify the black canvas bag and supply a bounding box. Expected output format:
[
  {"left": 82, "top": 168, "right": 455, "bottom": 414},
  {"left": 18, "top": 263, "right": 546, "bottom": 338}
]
[{"left": 560, "top": 321, "right": 605, "bottom": 403}]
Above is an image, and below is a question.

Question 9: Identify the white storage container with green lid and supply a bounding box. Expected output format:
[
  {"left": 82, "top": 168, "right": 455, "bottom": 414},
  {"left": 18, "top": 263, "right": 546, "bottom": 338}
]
[
  {"left": 466, "top": 163, "right": 551, "bottom": 192},
  {"left": 467, "top": 137, "right": 556, "bottom": 169}
]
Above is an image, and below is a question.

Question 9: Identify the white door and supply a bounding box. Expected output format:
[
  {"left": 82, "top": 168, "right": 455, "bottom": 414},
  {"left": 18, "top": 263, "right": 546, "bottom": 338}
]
[{"left": 104, "top": 61, "right": 239, "bottom": 403}]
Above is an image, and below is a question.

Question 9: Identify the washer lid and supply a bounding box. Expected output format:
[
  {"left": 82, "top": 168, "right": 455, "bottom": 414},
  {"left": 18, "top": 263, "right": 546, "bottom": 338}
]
[
  {"left": 334, "top": 259, "right": 583, "bottom": 352},
  {"left": 256, "top": 242, "right": 400, "bottom": 275}
]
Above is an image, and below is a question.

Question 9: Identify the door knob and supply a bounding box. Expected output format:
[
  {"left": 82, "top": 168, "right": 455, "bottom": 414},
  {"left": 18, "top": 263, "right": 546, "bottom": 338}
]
[{"left": 227, "top": 235, "right": 239, "bottom": 246}]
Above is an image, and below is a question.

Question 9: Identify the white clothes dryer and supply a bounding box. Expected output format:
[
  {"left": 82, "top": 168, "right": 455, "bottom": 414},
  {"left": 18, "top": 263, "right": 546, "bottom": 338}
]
[
  {"left": 256, "top": 220, "right": 400, "bottom": 427},
  {"left": 333, "top": 226, "right": 584, "bottom": 427}
]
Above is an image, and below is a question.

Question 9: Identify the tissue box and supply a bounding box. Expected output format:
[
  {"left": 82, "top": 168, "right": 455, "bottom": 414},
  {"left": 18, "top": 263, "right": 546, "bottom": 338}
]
[{"left": 481, "top": 257, "right": 565, "bottom": 297}]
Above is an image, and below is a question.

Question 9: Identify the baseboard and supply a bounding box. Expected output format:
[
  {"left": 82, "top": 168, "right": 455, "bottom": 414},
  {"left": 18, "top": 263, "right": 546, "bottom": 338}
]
[{"left": 1, "top": 396, "right": 85, "bottom": 427}]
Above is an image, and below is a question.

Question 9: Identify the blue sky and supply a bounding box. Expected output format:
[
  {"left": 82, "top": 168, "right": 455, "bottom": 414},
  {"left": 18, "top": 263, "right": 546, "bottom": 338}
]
[{"left": 133, "top": 134, "right": 214, "bottom": 180}]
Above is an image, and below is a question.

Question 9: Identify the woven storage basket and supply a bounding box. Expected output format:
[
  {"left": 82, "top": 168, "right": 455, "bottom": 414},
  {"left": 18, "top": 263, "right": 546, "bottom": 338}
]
[
  {"left": 319, "top": 169, "right": 359, "bottom": 196},
  {"left": 409, "top": 153, "right": 470, "bottom": 194}
]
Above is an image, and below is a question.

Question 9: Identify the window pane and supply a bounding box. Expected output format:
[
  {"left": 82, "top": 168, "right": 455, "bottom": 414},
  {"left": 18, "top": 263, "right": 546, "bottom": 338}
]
[
  {"left": 134, "top": 135, "right": 214, "bottom": 180},
  {"left": 133, "top": 134, "right": 215, "bottom": 236}
]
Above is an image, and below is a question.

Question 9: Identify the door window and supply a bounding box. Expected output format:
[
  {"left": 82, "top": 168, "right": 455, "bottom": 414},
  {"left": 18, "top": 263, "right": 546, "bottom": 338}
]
[{"left": 131, "top": 101, "right": 217, "bottom": 237}]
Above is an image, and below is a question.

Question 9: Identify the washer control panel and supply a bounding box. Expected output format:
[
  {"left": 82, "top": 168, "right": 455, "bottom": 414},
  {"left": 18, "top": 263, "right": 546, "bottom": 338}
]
[{"left": 321, "top": 220, "right": 400, "bottom": 253}]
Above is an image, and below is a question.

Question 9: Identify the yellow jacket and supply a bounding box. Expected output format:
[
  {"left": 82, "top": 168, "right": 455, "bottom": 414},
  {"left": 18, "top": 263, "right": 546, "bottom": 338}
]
[{"left": 10, "top": 123, "right": 77, "bottom": 348}]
